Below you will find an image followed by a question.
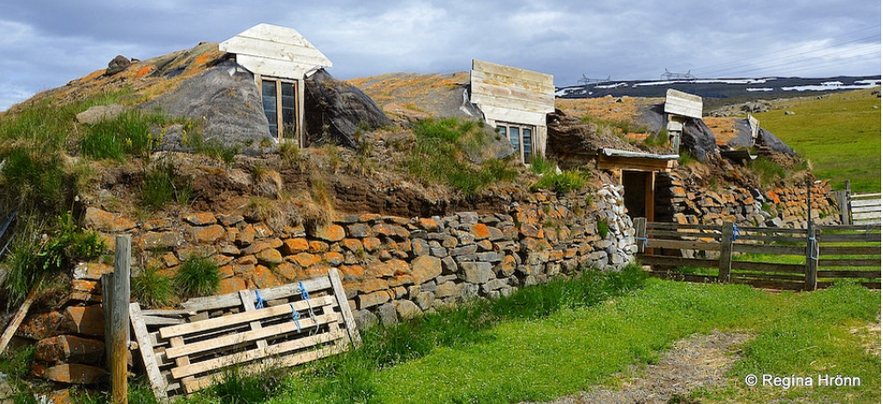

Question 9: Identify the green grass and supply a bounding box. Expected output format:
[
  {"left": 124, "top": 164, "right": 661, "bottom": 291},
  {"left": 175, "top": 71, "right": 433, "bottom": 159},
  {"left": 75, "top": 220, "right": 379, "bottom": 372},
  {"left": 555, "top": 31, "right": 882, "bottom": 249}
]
[
  {"left": 753, "top": 88, "right": 881, "bottom": 192},
  {"left": 132, "top": 265, "right": 176, "bottom": 308},
  {"left": 174, "top": 256, "right": 221, "bottom": 298},
  {"left": 405, "top": 118, "right": 518, "bottom": 196},
  {"left": 126, "top": 268, "right": 880, "bottom": 404}
]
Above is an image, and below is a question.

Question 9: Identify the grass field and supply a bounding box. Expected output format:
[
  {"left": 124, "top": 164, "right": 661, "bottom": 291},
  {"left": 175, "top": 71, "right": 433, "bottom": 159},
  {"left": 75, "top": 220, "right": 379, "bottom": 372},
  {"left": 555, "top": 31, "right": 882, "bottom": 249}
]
[
  {"left": 100, "top": 268, "right": 880, "bottom": 404},
  {"left": 753, "top": 88, "right": 881, "bottom": 193}
]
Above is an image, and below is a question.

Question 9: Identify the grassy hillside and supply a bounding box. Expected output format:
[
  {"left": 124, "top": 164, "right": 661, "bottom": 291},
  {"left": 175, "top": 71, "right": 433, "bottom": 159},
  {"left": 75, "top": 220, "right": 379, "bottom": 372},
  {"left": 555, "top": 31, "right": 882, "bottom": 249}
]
[{"left": 753, "top": 88, "right": 881, "bottom": 193}]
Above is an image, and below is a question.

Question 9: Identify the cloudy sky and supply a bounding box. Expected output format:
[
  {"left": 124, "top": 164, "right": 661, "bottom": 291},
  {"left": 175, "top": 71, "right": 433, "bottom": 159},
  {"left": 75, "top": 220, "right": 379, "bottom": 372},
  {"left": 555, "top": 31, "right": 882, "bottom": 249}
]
[{"left": 1, "top": 0, "right": 880, "bottom": 110}]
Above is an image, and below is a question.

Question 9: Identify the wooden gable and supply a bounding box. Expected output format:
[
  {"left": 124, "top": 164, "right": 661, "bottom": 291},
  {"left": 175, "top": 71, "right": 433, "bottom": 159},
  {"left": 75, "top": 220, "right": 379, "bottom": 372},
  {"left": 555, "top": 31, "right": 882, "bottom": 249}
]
[
  {"left": 219, "top": 23, "right": 332, "bottom": 79},
  {"left": 664, "top": 89, "right": 703, "bottom": 119},
  {"left": 470, "top": 59, "right": 555, "bottom": 127}
]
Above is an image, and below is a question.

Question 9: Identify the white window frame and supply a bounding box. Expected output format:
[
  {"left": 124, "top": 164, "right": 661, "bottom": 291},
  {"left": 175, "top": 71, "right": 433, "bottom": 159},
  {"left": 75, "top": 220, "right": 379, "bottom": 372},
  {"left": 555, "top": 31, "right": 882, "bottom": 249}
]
[
  {"left": 257, "top": 76, "right": 299, "bottom": 142},
  {"left": 496, "top": 122, "right": 536, "bottom": 164}
]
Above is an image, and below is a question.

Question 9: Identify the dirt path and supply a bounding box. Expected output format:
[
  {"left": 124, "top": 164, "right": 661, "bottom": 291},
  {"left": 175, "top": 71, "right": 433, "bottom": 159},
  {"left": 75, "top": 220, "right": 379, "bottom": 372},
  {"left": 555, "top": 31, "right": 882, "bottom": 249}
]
[{"left": 534, "top": 330, "right": 753, "bottom": 404}]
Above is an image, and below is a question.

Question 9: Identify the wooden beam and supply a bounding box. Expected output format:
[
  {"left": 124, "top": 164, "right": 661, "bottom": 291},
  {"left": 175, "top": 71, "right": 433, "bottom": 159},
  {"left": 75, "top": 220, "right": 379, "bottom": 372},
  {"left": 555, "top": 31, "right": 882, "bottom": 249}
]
[{"left": 110, "top": 235, "right": 131, "bottom": 404}]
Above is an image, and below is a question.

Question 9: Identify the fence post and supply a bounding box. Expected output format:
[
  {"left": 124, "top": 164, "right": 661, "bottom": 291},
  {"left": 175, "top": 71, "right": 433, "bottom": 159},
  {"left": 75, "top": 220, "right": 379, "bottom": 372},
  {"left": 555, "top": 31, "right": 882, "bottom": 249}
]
[
  {"left": 718, "top": 222, "right": 734, "bottom": 283},
  {"left": 805, "top": 224, "right": 818, "bottom": 291},
  {"left": 834, "top": 191, "right": 849, "bottom": 225},
  {"left": 634, "top": 217, "right": 647, "bottom": 255},
  {"left": 109, "top": 235, "right": 131, "bottom": 404},
  {"left": 845, "top": 180, "right": 852, "bottom": 225}
]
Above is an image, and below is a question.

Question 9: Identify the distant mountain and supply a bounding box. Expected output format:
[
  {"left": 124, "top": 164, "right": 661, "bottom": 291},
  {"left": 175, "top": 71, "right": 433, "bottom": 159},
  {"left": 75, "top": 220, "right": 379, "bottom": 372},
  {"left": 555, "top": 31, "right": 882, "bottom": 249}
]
[{"left": 556, "top": 76, "right": 882, "bottom": 100}]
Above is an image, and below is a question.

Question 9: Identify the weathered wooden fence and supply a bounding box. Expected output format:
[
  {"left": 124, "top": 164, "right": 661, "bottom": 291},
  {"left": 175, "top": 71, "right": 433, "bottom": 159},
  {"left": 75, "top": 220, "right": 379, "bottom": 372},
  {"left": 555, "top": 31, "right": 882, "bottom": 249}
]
[
  {"left": 129, "top": 268, "right": 360, "bottom": 402},
  {"left": 634, "top": 219, "right": 881, "bottom": 291}
]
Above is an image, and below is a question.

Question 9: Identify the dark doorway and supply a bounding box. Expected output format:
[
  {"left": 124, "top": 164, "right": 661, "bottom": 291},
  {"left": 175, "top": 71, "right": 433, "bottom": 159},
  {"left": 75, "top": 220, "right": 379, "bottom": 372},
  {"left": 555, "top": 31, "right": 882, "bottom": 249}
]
[{"left": 622, "top": 171, "right": 654, "bottom": 220}]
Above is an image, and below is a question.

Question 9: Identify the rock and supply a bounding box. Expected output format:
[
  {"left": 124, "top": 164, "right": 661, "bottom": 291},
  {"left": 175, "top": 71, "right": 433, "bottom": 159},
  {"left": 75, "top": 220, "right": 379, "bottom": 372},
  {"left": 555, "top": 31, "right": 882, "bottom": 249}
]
[
  {"left": 138, "top": 231, "right": 184, "bottom": 250},
  {"left": 17, "top": 311, "right": 64, "bottom": 340},
  {"left": 38, "top": 363, "right": 108, "bottom": 384},
  {"left": 377, "top": 303, "right": 398, "bottom": 326},
  {"left": 354, "top": 310, "right": 378, "bottom": 330},
  {"left": 59, "top": 306, "right": 105, "bottom": 337},
  {"left": 410, "top": 256, "right": 442, "bottom": 285},
  {"left": 73, "top": 263, "right": 113, "bottom": 281},
  {"left": 459, "top": 262, "right": 495, "bottom": 284},
  {"left": 256, "top": 248, "right": 283, "bottom": 265},
  {"left": 358, "top": 291, "right": 390, "bottom": 309},
  {"left": 311, "top": 224, "right": 346, "bottom": 242},
  {"left": 105, "top": 55, "right": 131, "bottom": 75},
  {"left": 304, "top": 69, "right": 393, "bottom": 149},
  {"left": 35, "top": 335, "right": 105, "bottom": 365},
  {"left": 414, "top": 291, "right": 435, "bottom": 311},
  {"left": 184, "top": 212, "right": 217, "bottom": 226},
  {"left": 281, "top": 238, "right": 309, "bottom": 255},
  {"left": 394, "top": 300, "right": 422, "bottom": 320},
  {"left": 219, "top": 277, "right": 247, "bottom": 294},
  {"left": 192, "top": 225, "right": 226, "bottom": 244},
  {"left": 83, "top": 207, "right": 136, "bottom": 232}
]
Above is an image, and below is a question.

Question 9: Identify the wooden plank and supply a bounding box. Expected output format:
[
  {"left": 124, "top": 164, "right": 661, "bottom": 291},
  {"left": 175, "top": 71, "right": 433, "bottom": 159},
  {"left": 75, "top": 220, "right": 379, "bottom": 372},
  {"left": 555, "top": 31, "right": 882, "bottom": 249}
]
[
  {"left": 817, "top": 259, "right": 880, "bottom": 267},
  {"left": 184, "top": 344, "right": 346, "bottom": 394},
  {"left": 731, "top": 234, "right": 807, "bottom": 243},
  {"left": 818, "top": 281, "right": 881, "bottom": 290},
  {"left": 732, "top": 244, "right": 805, "bottom": 256},
  {"left": 476, "top": 104, "right": 548, "bottom": 126},
  {"left": 634, "top": 218, "right": 647, "bottom": 254},
  {"left": 164, "top": 310, "right": 339, "bottom": 360},
  {"left": 140, "top": 309, "right": 196, "bottom": 317},
  {"left": 819, "top": 246, "right": 881, "bottom": 255},
  {"left": 110, "top": 235, "right": 131, "bottom": 404},
  {"left": 817, "top": 270, "right": 881, "bottom": 279},
  {"left": 647, "top": 239, "right": 720, "bottom": 251},
  {"left": 731, "top": 261, "right": 805, "bottom": 274},
  {"left": 161, "top": 295, "right": 336, "bottom": 339},
  {"left": 646, "top": 222, "right": 722, "bottom": 231},
  {"left": 129, "top": 304, "right": 170, "bottom": 402},
  {"left": 239, "top": 290, "right": 269, "bottom": 351},
  {"left": 0, "top": 275, "right": 43, "bottom": 356},
  {"left": 472, "top": 59, "right": 555, "bottom": 87},
  {"left": 732, "top": 278, "right": 805, "bottom": 291},
  {"left": 220, "top": 35, "right": 332, "bottom": 66},
  {"left": 182, "top": 277, "right": 331, "bottom": 312},
  {"left": 851, "top": 199, "right": 881, "bottom": 208},
  {"left": 141, "top": 316, "right": 186, "bottom": 326},
  {"left": 732, "top": 273, "right": 806, "bottom": 281},
  {"left": 719, "top": 223, "right": 734, "bottom": 283},
  {"left": 328, "top": 268, "right": 362, "bottom": 348},
  {"left": 648, "top": 272, "right": 718, "bottom": 283},
  {"left": 818, "top": 233, "right": 881, "bottom": 242},
  {"left": 645, "top": 230, "right": 721, "bottom": 239},
  {"left": 232, "top": 54, "right": 311, "bottom": 80},
  {"left": 664, "top": 89, "right": 703, "bottom": 118},
  {"left": 170, "top": 328, "right": 345, "bottom": 380},
  {"left": 639, "top": 255, "right": 719, "bottom": 269},
  {"left": 852, "top": 211, "right": 882, "bottom": 220},
  {"left": 818, "top": 224, "right": 881, "bottom": 231}
]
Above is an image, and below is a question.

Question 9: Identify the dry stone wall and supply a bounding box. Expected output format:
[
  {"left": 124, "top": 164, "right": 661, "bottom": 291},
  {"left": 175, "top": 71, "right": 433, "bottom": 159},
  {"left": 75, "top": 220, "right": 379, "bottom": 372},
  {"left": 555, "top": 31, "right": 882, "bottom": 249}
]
[
  {"left": 18, "top": 185, "right": 637, "bottom": 387},
  {"left": 655, "top": 172, "right": 841, "bottom": 228}
]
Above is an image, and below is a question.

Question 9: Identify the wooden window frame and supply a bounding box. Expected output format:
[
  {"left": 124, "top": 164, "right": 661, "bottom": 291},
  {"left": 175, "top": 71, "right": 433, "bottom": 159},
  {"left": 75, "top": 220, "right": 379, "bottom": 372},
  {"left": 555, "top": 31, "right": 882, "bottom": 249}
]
[
  {"left": 496, "top": 122, "right": 536, "bottom": 164},
  {"left": 257, "top": 76, "right": 299, "bottom": 142}
]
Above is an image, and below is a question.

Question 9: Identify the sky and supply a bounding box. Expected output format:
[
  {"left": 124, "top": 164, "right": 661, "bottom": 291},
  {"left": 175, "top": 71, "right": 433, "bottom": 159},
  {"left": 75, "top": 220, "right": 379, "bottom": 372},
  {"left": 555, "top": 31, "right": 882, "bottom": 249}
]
[{"left": 0, "top": 0, "right": 880, "bottom": 111}]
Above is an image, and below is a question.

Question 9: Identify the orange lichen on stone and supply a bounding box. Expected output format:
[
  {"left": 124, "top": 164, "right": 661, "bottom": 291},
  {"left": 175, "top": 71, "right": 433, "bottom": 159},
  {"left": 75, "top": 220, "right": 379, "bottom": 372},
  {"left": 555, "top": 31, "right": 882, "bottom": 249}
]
[{"left": 135, "top": 65, "right": 155, "bottom": 79}]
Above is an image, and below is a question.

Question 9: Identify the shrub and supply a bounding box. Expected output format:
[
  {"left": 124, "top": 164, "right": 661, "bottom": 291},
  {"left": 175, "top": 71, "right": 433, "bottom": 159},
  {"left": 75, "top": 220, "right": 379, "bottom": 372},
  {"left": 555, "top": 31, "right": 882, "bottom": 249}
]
[
  {"left": 528, "top": 155, "right": 556, "bottom": 175},
  {"left": 597, "top": 218, "right": 610, "bottom": 239},
  {"left": 132, "top": 266, "right": 175, "bottom": 308},
  {"left": 174, "top": 256, "right": 220, "bottom": 298}
]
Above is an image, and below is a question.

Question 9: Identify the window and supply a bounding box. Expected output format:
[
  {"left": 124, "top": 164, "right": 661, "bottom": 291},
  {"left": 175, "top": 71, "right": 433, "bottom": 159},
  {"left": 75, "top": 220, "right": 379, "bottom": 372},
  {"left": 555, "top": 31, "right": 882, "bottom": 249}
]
[
  {"left": 497, "top": 122, "right": 536, "bottom": 163},
  {"left": 259, "top": 78, "right": 298, "bottom": 141}
]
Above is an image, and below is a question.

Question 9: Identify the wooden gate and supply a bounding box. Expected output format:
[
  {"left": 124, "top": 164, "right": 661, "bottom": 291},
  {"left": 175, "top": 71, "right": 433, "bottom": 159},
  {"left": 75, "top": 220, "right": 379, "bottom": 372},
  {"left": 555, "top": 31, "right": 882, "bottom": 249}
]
[
  {"left": 634, "top": 219, "right": 880, "bottom": 290},
  {"left": 129, "top": 268, "right": 360, "bottom": 401}
]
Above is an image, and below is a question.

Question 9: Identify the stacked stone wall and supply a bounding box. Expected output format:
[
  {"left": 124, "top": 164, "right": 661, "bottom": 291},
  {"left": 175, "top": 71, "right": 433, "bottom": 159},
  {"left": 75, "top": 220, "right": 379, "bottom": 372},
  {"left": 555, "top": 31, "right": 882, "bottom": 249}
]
[
  {"left": 18, "top": 185, "right": 637, "bottom": 387},
  {"left": 655, "top": 172, "right": 841, "bottom": 228}
]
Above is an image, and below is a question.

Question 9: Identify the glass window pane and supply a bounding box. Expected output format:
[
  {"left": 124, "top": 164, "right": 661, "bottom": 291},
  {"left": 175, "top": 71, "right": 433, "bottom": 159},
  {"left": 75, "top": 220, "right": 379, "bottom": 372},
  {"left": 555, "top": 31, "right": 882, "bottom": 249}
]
[
  {"left": 508, "top": 126, "right": 519, "bottom": 151},
  {"left": 522, "top": 127, "right": 533, "bottom": 162},
  {"left": 281, "top": 83, "right": 296, "bottom": 139},
  {"left": 261, "top": 81, "right": 278, "bottom": 136}
]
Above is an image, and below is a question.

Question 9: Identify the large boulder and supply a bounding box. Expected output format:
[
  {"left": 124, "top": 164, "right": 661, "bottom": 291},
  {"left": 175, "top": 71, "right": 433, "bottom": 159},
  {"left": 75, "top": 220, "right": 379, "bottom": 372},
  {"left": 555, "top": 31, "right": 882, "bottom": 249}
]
[
  {"left": 304, "top": 69, "right": 393, "bottom": 149},
  {"left": 682, "top": 117, "right": 719, "bottom": 162},
  {"left": 140, "top": 61, "right": 273, "bottom": 155}
]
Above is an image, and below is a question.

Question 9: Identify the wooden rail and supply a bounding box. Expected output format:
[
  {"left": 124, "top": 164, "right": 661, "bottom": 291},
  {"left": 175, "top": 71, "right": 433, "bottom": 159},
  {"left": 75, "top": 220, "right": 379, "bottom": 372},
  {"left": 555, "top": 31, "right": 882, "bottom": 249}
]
[
  {"left": 129, "top": 268, "right": 360, "bottom": 402},
  {"left": 634, "top": 219, "right": 880, "bottom": 291}
]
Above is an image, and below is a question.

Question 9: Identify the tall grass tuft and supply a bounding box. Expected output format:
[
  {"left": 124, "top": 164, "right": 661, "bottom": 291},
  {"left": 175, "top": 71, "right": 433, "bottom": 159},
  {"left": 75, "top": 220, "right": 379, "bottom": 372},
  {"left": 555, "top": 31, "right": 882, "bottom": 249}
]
[
  {"left": 174, "top": 256, "right": 220, "bottom": 298},
  {"left": 80, "top": 109, "right": 167, "bottom": 160},
  {"left": 132, "top": 265, "right": 176, "bottom": 308},
  {"left": 141, "top": 160, "right": 193, "bottom": 210}
]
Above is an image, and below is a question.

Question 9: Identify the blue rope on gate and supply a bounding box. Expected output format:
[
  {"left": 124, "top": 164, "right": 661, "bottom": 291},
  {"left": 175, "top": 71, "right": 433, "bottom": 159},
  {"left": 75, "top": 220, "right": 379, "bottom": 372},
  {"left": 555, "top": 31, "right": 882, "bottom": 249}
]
[
  {"left": 731, "top": 225, "right": 740, "bottom": 241},
  {"left": 635, "top": 237, "right": 649, "bottom": 248},
  {"left": 808, "top": 236, "right": 819, "bottom": 261},
  {"left": 299, "top": 281, "right": 310, "bottom": 300},
  {"left": 254, "top": 289, "right": 266, "bottom": 309},
  {"left": 289, "top": 303, "right": 302, "bottom": 333}
]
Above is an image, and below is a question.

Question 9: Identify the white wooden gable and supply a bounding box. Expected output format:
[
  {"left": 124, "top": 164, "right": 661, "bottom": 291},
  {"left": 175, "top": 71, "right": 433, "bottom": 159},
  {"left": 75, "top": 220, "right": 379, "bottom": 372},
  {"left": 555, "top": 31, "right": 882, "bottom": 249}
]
[
  {"left": 470, "top": 59, "right": 555, "bottom": 127},
  {"left": 664, "top": 89, "right": 703, "bottom": 119},
  {"left": 219, "top": 23, "right": 332, "bottom": 79}
]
